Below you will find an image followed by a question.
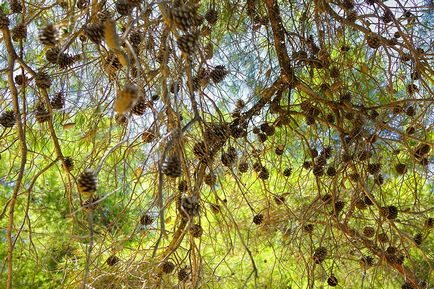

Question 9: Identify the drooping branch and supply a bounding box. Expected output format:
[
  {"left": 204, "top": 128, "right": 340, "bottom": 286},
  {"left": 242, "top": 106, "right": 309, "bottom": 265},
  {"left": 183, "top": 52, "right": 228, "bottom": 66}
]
[
  {"left": 265, "top": 0, "right": 294, "bottom": 81},
  {"left": 337, "top": 221, "right": 421, "bottom": 289},
  {"left": 1, "top": 26, "right": 28, "bottom": 289}
]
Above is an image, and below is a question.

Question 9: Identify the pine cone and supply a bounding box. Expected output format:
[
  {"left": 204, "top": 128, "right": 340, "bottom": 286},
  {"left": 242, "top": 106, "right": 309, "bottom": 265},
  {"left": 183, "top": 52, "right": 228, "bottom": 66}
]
[
  {"left": 77, "top": 170, "right": 97, "bottom": 197},
  {"left": 283, "top": 168, "right": 292, "bottom": 176},
  {"left": 413, "top": 232, "right": 423, "bottom": 245},
  {"left": 140, "top": 213, "right": 154, "bottom": 225},
  {"left": 10, "top": 0, "right": 23, "bottom": 13},
  {"left": 275, "top": 144, "right": 285, "bottom": 155},
  {"left": 327, "top": 275, "right": 338, "bottom": 287},
  {"left": 410, "top": 70, "right": 420, "bottom": 80},
  {"left": 385, "top": 41, "right": 398, "bottom": 51},
  {"left": 333, "top": 200, "right": 345, "bottom": 214},
  {"left": 179, "top": 196, "right": 200, "bottom": 217},
  {"left": 190, "top": 224, "right": 203, "bottom": 238},
  {"left": 326, "top": 113, "right": 335, "bottom": 123},
  {"left": 63, "top": 156, "right": 74, "bottom": 171},
  {"left": 0, "top": 9, "right": 10, "bottom": 29},
  {"left": 34, "top": 103, "right": 50, "bottom": 123},
  {"left": 84, "top": 23, "right": 104, "bottom": 44},
  {"left": 303, "top": 224, "right": 314, "bottom": 233},
  {"left": 35, "top": 71, "right": 52, "bottom": 89},
  {"left": 142, "top": 130, "right": 156, "bottom": 143},
  {"left": 238, "top": 162, "right": 248, "bottom": 173},
  {"left": 313, "top": 246, "right": 327, "bottom": 263},
  {"left": 367, "top": 163, "right": 381, "bottom": 175},
  {"left": 177, "top": 33, "right": 198, "bottom": 55},
  {"left": 209, "top": 65, "right": 228, "bottom": 84},
  {"left": 162, "top": 155, "right": 182, "bottom": 177},
  {"left": 192, "top": 75, "right": 202, "bottom": 91},
  {"left": 204, "top": 173, "right": 216, "bottom": 186},
  {"left": 12, "top": 23, "right": 27, "bottom": 41},
  {"left": 204, "top": 122, "right": 230, "bottom": 148},
  {"left": 406, "top": 84, "right": 418, "bottom": 94},
  {"left": 363, "top": 226, "right": 375, "bottom": 238},
  {"left": 129, "top": 30, "right": 142, "bottom": 46},
  {"left": 258, "top": 167, "right": 269, "bottom": 180},
  {"left": 50, "top": 92, "right": 65, "bottom": 109},
  {"left": 395, "top": 163, "right": 407, "bottom": 175},
  {"left": 230, "top": 125, "right": 246, "bottom": 138},
  {"left": 406, "top": 126, "right": 415, "bottom": 135},
  {"left": 360, "top": 256, "right": 374, "bottom": 267},
  {"left": 168, "top": 5, "right": 200, "bottom": 31},
  {"left": 384, "top": 205, "right": 398, "bottom": 219},
  {"left": 15, "top": 74, "right": 26, "bottom": 85},
  {"left": 326, "top": 166, "right": 336, "bottom": 176},
  {"left": 261, "top": 123, "right": 275, "bottom": 136},
  {"left": 161, "top": 261, "right": 175, "bottom": 274},
  {"left": 310, "top": 149, "right": 319, "bottom": 159},
  {"left": 414, "top": 143, "right": 430, "bottom": 159},
  {"left": 405, "top": 106, "right": 416, "bottom": 117},
  {"left": 204, "top": 42, "right": 213, "bottom": 59},
  {"left": 386, "top": 246, "right": 397, "bottom": 255},
  {"left": 0, "top": 110, "right": 16, "bottom": 128},
  {"left": 253, "top": 213, "right": 263, "bottom": 225},
  {"left": 39, "top": 24, "right": 58, "bottom": 46},
  {"left": 313, "top": 165, "right": 324, "bottom": 177},
  {"left": 45, "top": 47, "right": 61, "bottom": 64},
  {"left": 205, "top": 8, "right": 218, "bottom": 25},
  {"left": 131, "top": 96, "right": 146, "bottom": 115},
  {"left": 366, "top": 33, "right": 382, "bottom": 49},
  {"left": 106, "top": 255, "right": 120, "bottom": 266},
  {"left": 116, "top": 0, "right": 132, "bottom": 16},
  {"left": 58, "top": 54, "right": 80, "bottom": 69},
  {"left": 178, "top": 180, "right": 188, "bottom": 192},
  {"left": 193, "top": 141, "right": 210, "bottom": 163},
  {"left": 178, "top": 268, "right": 189, "bottom": 281},
  {"left": 151, "top": 94, "right": 159, "bottom": 102},
  {"left": 221, "top": 147, "right": 237, "bottom": 167}
]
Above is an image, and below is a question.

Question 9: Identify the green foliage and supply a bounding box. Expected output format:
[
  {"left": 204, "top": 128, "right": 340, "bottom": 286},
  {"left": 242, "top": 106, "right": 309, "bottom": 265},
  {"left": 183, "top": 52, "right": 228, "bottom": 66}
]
[{"left": 1, "top": 0, "right": 433, "bottom": 288}]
